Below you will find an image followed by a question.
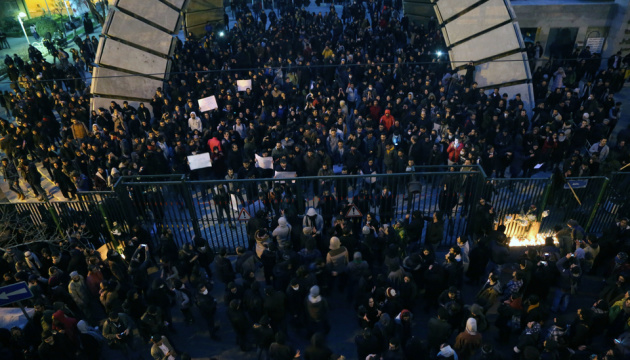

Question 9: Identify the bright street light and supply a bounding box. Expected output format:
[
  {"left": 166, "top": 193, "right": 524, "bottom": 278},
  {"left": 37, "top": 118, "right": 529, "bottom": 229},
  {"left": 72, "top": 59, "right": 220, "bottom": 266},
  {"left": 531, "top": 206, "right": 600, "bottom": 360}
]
[
  {"left": 17, "top": 12, "right": 30, "bottom": 45},
  {"left": 436, "top": 51, "right": 443, "bottom": 57}
]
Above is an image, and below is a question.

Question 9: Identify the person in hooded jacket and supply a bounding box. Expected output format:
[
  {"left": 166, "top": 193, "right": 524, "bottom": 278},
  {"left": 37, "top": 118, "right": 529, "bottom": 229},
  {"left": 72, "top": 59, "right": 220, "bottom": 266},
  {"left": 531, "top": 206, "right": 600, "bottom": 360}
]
[
  {"left": 454, "top": 318, "right": 483, "bottom": 360},
  {"left": 305, "top": 285, "right": 330, "bottom": 337},
  {"left": 273, "top": 217, "right": 292, "bottom": 250},
  {"left": 303, "top": 208, "right": 324, "bottom": 236}
]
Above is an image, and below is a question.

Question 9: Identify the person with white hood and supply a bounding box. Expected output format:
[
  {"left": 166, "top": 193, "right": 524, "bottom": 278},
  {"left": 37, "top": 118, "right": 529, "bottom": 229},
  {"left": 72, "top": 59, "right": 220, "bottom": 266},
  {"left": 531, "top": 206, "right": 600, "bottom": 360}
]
[
  {"left": 69, "top": 271, "right": 93, "bottom": 321},
  {"left": 303, "top": 208, "right": 323, "bottom": 236},
  {"left": 272, "top": 217, "right": 292, "bottom": 250},
  {"left": 454, "top": 318, "right": 482, "bottom": 359},
  {"left": 24, "top": 250, "right": 43, "bottom": 276},
  {"left": 188, "top": 111, "right": 202, "bottom": 133}
]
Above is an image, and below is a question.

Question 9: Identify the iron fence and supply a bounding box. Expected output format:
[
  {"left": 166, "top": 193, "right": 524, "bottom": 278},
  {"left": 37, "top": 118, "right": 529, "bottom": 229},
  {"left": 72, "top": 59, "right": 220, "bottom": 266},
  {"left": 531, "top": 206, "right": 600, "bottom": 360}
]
[
  {"left": 2, "top": 167, "right": 630, "bottom": 251},
  {"left": 116, "top": 167, "right": 486, "bottom": 249}
]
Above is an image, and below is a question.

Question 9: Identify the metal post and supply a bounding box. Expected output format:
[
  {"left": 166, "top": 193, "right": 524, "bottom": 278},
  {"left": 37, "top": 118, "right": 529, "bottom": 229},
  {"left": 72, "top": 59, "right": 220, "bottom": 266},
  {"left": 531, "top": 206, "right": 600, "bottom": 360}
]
[
  {"left": 17, "top": 13, "right": 30, "bottom": 45},
  {"left": 98, "top": 203, "right": 118, "bottom": 247},
  {"left": 181, "top": 179, "right": 202, "bottom": 239},
  {"left": 63, "top": 0, "right": 77, "bottom": 37},
  {"left": 537, "top": 175, "right": 553, "bottom": 222},
  {"left": 47, "top": 205, "right": 65, "bottom": 238},
  {"left": 42, "top": 0, "right": 52, "bottom": 15},
  {"left": 586, "top": 178, "right": 609, "bottom": 231},
  {"left": 17, "top": 301, "right": 31, "bottom": 320}
]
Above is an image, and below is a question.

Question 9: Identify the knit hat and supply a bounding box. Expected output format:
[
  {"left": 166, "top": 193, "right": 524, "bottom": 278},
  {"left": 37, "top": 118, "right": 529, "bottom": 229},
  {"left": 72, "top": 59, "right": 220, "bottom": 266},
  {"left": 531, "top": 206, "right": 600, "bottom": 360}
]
[
  {"left": 353, "top": 252, "right": 362, "bottom": 261},
  {"left": 329, "top": 237, "right": 341, "bottom": 250},
  {"left": 308, "top": 285, "right": 321, "bottom": 303},
  {"left": 307, "top": 208, "right": 317, "bottom": 216},
  {"left": 69, "top": 271, "right": 79, "bottom": 278}
]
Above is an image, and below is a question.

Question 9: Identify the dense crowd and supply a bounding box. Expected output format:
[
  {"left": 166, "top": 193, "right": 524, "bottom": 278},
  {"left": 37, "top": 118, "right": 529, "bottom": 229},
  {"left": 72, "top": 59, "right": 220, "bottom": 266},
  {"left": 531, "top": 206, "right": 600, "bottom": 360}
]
[
  {"left": 1, "top": 1, "right": 628, "bottom": 204},
  {"left": 1, "top": 1, "right": 630, "bottom": 360}
]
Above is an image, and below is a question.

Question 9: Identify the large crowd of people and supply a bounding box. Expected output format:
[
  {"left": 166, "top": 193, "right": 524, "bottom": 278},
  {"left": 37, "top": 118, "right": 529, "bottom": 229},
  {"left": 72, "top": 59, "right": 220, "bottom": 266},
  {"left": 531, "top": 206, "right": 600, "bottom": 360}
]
[{"left": 1, "top": 1, "right": 630, "bottom": 359}]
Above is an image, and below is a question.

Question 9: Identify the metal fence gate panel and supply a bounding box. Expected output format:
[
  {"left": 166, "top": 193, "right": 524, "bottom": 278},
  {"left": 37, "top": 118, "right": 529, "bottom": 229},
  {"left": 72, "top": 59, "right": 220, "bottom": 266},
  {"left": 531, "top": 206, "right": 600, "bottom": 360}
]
[
  {"left": 5, "top": 166, "right": 626, "bottom": 252},
  {"left": 539, "top": 176, "right": 608, "bottom": 233},
  {"left": 590, "top": 172, "right": 630, "bottom": 233},
  {"left": 489, "top": 177, "right": 551, "bottom": 239}
]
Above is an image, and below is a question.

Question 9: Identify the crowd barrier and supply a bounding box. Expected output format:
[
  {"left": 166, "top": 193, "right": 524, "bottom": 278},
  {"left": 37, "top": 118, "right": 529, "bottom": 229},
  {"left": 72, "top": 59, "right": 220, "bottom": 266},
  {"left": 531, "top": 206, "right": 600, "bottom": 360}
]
[{"left": 1, "top": 166, "right": 629, "bottom": 251}]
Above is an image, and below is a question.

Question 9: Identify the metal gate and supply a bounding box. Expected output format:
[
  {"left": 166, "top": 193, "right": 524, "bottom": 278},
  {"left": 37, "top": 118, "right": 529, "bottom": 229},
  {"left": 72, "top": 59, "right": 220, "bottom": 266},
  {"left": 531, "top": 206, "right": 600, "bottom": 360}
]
[{"left": 117, "top": 167, "right": 485, "bottom": 249}]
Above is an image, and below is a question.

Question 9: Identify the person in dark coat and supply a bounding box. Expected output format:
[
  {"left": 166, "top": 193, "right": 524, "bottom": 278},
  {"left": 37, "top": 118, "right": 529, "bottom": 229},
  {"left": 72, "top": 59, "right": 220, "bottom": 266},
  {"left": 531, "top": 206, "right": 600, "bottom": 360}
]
[
  {"left": 405, "top": 210, "right": 425, "bottom": 243},
  {"left": 427, "top": 308, "right": 453, "bottom": 356},
  {"left": 379, "top": 186, "right": 395, "bottom": 224},
  {"left": 214, "top": 247, "right": 236, "bottom": 284},
  {"left": 38, "top": 329, "right": 78, "bottom": 360},
  {"left": 355, "top": 327, "right": 382, "bottom": 360},
  {"left": 23, "top": 161, "right": 47, "bottom": 201},
  {"left": 264, "top": 287, "right": 287, "bottom": 333},
  {"left": 268, "top": 332, "right": 300, "bottom": 360},
  {"left": 425, "top": 212, "right": 445, "bottom": 253},
  {"left": 227, "top": 299, "right": 251, "bottom": 351},
  {"left": 466, "top": 239, "right": 490, "bottom": 284},
  {"left": 305, "top": 285, "right": 330, "bottom": 337},
  {"left": 52, "top": 161, "right": 76, "bottom": 199},
  {"left": 304, "top": 332, "right": 333, "bottom": 360},
  {"left": 196, "top": 283, "right": 220, "bottom": 340},
  {"left": 253, "top": 315, "right": 275, "bottom": 360}
]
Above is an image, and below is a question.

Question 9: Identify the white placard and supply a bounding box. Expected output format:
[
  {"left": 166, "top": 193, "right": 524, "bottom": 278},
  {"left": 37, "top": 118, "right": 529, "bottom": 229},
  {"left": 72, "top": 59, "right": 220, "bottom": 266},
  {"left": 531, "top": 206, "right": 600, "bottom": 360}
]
[
  {"left": 255, "top": 154, "right": 274, "bottom": 169},
  {"left": 188, "top": 152, "right": 212, "bottom": 170},
  {"left": 237, "top": 79, "right": 252, "bottom": 91},
  {"left": 230, "top": 194, "right": 240, "bottom": 211},
  {"left": 274, "top": 171, "right": 297, "bottom": 179},
  {"left": 198, "top": 95, "right": 218, "bottom": 112}
]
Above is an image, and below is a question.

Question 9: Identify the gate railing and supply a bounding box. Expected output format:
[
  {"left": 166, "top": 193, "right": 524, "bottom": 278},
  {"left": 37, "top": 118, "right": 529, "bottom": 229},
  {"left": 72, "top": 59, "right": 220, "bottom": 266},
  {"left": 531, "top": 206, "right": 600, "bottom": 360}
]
[{"left": 2, "top": 167, "right": 630, "bottom": 251}]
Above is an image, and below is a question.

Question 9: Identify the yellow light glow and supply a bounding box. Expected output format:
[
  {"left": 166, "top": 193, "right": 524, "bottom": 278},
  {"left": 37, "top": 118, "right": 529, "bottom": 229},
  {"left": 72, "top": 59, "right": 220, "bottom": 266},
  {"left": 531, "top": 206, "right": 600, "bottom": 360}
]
[{"left": 509, "top": 233, "right": 558, "bottom": 247}]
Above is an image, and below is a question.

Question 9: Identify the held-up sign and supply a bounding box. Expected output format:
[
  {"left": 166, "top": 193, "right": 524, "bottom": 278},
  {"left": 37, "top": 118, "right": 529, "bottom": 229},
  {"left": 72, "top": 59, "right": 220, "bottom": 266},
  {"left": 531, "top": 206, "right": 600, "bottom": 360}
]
[
  {"left": 188, "top": 152, "right": 212, "bottom": 170},
  {"left": 237, "top": 79, "right": 252, "bottom": 91},
  {"left": 255, "top": 154, "right": 274, "bottom": 169},
  {"left": 198, "top": 95, "right": 218, "bottom": 112}
]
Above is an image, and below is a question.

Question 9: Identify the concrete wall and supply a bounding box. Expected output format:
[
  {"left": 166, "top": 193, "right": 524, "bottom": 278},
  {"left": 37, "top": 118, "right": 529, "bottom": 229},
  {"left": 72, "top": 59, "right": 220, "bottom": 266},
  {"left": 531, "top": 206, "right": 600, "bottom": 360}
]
[{"left": 511, "top": 0, "right": 626, "bottom": 59}]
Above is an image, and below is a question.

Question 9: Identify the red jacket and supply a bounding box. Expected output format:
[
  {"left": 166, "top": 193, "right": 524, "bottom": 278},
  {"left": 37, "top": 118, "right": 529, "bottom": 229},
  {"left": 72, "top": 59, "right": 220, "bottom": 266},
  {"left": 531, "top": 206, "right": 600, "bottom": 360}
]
[
  {"left": 208, "top": 137, "right": 222, "bottom": 152},
  {"left": 380, "top": 113, "right": 395, "bottom": 131},
  {"left": 447, "top": 142, "right": 464, "bottom": 163}
]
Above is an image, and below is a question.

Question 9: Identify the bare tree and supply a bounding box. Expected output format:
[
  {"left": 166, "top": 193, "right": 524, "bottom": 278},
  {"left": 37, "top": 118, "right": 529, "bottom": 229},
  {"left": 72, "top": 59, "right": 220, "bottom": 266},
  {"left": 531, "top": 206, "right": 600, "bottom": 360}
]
[
  {"left": 0, "top": 205, "right": 63, "bottom": 250},
  {"left": 82, "top": 0, "right": 108, "bottom": 25}
]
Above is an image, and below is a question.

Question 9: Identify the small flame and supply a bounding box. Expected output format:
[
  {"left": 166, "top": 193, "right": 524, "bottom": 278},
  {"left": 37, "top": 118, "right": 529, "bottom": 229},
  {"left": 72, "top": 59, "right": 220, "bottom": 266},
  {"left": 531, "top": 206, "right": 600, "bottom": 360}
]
[{"left": 509, "top": 233, "right": 558, "bottom": 247}]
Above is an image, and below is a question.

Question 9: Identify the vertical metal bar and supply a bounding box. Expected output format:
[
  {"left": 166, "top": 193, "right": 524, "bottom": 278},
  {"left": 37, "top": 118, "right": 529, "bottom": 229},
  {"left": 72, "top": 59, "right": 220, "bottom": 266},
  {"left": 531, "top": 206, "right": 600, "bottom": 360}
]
[
  {"left": 586, "top": 177, "right": 609, "bottom": 231},
  {"left": 47, "top": 205, "right": 64, "bottom": 238},
  {"left": 98, "top": 202, "right": 117, "bottom": 246},
  {"left": 181, "top": 179, "right": 201, "bottom": 240},
  {"left": 538, "top": 175, "right": 553, "bottom": 222}
]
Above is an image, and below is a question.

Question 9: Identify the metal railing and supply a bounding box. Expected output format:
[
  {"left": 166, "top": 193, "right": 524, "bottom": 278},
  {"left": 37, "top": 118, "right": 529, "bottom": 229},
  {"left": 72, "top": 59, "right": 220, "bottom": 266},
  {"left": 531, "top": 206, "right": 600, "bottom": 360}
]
[{"left": 1, "top": 166, "right": 630, "bottom": 251}]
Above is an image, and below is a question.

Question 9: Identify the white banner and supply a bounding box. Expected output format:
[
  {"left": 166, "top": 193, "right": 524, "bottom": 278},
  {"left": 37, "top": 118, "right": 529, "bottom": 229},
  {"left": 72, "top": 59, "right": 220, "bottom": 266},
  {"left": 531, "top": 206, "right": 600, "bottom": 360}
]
[
  {"left": 187, "top": 152, "right": 212, "bottom": 170},
  {"left": 198, "top": 95, "right": 218, "bottom": 112}
]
